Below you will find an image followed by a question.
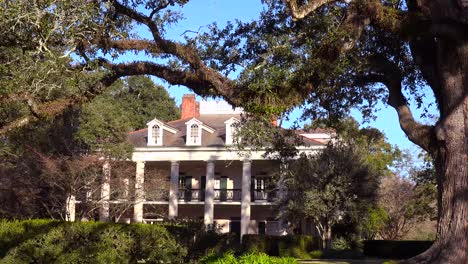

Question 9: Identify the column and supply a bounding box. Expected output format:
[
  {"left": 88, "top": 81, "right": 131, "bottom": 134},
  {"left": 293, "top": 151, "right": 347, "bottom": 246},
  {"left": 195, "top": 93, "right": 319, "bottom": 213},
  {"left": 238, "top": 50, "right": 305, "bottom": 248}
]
[
  {"left": 81, "top": 181, "right": 92, "bottom": 221},
  {"left": 204, "top": 160, "right": 215, "bottom": 227},
  {"left": 241, "top": 160, "right": 252, "bottom": 240},
  {"left": 122, "top": 178, "right": 130, "bottom": 199},
  {"left": 99, "top": 160, "right": 111, "bottom": 222},
  {"left": 278, "top": 162, "right": 289, "bottom": 235},
  {"left": 133, "top": 161, "right": 145, "bottom": 223},
  {"left": 168, "top": 161, "right": 179, "bottom": 219},
  {"left": 65, "top": 194, "right": 76, "bottom": 222}
]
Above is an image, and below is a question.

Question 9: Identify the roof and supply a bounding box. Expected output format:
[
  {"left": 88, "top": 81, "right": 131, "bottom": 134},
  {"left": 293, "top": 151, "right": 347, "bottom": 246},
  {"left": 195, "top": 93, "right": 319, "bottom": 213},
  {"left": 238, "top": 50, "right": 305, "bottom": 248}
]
[{"left": 128, "top": 114, "right": 328, "bottom": 148}]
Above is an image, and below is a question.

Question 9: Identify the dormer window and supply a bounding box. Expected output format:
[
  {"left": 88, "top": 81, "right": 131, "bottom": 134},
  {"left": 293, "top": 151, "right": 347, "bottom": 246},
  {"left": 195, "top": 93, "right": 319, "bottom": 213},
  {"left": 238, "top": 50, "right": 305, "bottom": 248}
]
[
  {"left": 152, "top": 125, "right": 161, "bottom": 145},
  {"left": 147, "top": 118, "right": 178, "bottom": 146},
  {"left": 189, "top": 124, "right": 199, "bottom": 144},
  {"left": 185, "top": 118, "right": 214, "bottom": 146},
  {"left": 224, "top": 117, "right": 240, "bottom": 145}
]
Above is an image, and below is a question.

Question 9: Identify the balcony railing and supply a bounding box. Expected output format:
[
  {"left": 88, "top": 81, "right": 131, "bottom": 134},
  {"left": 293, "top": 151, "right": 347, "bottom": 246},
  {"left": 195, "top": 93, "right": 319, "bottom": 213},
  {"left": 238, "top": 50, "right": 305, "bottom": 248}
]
[
  {"left": 178, "top": 188, "right": 203, "bottom": 202},
  {"left": 145, "top": 188, "right": 278, "bottom": 203},
  {"left": 214, "top": 189, "right": 241, "bottom": 201},
  {"left": 145, "top": 189, "right": 169, "bottom": 201},
  {"left": 252, "top": 189, "right": 277, "bottom": 202}
]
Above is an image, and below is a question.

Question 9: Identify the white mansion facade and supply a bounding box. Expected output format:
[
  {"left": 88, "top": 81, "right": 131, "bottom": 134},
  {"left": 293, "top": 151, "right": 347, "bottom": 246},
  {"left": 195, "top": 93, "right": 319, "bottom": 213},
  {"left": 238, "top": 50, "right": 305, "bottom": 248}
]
[{"left": 67, "top": 94, "right": 330, "bottom": 238}]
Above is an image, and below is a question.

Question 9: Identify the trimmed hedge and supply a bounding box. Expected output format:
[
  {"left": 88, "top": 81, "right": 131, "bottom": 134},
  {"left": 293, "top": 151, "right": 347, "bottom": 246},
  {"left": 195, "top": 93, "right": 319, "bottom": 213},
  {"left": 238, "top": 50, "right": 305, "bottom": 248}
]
[
  {"left": 363, "top": 240, "right": 433, "bottom": 259},
  {"left": 202, "top": 252, "right": 297, "bottom": 264},
  {"left": 242, "top": 235, "right": 318, "bottom": 259},
  {"left": 0, "top": 219, "right": 187, "bottom": 263}
]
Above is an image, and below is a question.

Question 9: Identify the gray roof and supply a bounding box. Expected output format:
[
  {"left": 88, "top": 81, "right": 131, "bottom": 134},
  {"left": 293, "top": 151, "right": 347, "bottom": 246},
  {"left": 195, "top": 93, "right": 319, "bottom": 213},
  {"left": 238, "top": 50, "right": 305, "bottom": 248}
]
[{"left": 128, "top": 114, "right": 324, "bottom": 148}]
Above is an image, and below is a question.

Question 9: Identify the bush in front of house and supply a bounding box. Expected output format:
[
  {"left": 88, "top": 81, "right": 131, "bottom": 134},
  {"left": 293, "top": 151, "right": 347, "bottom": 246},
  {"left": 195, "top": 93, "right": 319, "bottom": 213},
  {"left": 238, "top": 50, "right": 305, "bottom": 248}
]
[
  {"left": 201, "top": 252, "right": 297, "bottom": 264},
  {"left": 363, "top": 240, "right": 433, "bottom": 259},
  {"left": 0, "top": 219, "right": 186, "bottom": 264},
  {"left": 242, "top": 235, "right": 317, "bottom": 259}
]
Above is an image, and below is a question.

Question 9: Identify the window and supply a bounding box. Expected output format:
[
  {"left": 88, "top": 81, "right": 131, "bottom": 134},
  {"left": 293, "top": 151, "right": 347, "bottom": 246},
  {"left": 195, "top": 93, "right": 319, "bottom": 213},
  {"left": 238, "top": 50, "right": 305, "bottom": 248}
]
[
  {"left": 224, "top": 117, "right": 239, "bottom": 145},
  {"left": 190, "top": 124, "right": 199, "bottom": 144},
  {"left": 146, "top": 118, "right": 178, "bottom": 146},
  {"left": 230, "top": 123, "right": 236, "bottom": 142},
  {"left": 152, "top": 125, "right": 161, "bottom": 144}
]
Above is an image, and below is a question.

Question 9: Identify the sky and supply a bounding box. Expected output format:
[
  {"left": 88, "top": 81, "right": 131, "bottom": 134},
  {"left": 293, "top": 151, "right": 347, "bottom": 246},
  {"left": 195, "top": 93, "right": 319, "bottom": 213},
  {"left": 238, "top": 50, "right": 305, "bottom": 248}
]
[{"left": 131, "top": 0, "right": 438, "bottom": 154}]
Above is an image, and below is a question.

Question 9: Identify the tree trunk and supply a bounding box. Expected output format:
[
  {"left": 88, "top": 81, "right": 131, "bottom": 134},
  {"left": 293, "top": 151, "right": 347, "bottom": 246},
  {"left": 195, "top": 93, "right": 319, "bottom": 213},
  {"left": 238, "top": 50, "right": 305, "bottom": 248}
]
[
  {"left": 402, "top": 35, "right": 468, "bottom": 264},
  {"left": 322, "top": 223, "right": 332, "bottom": 250}
]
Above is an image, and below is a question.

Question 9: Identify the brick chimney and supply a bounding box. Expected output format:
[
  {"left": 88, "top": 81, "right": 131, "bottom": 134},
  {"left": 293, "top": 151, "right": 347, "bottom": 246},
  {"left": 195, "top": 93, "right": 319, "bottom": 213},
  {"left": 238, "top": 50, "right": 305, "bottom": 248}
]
[{"left": 181, "top": 94, "right": 200, "bottom": 119}]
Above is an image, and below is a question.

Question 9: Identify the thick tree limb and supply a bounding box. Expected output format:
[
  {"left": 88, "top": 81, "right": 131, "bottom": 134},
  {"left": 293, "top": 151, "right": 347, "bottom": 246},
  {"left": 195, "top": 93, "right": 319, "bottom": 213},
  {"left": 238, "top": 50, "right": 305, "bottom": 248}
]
[
  {"left": 109, "top": 0, "right": 238, "bottom": 105},
  {"left": 92, "top": 38, "right": 163, "bottom": 56},
  {"left": 386, "top": 80, "right": 433, "bottom": 152},
  {"left": 361, "top": 57, "right": 434, "bottom": 151},
  {"left": 282, "top": 0, "right": 339, "bottom": 21}
]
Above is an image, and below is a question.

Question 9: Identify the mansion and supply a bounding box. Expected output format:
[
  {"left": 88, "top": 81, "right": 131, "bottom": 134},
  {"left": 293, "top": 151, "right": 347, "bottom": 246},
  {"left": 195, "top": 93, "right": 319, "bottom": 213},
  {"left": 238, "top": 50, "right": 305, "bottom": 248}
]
[{"left": 66, "top": 94, "right": 330, "bottom": 238}]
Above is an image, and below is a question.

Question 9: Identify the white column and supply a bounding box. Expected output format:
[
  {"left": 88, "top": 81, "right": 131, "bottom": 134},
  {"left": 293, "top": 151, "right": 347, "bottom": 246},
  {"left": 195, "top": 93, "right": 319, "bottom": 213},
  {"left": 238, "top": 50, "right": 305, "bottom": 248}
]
[
  {"left": 65, "top": 194, "right": 76, "bottom": 222},
  {"left": 278, "top": 162, "right": 289, "bottom": 235},
  {"left": 204, "top": 160, "right": 215, "bottom": 227},
  {"left": 122, "top": 178, "right": 129, "bottom": 199},
  {"left": 133, "top": 161, "right": 145, "bottom": 223},
  {"left": 241, "top": 160, "right": 252, "bottom": 240},
  {"left": 99, "top": 160, "right": 111, "bottom": 222},
  {"left": 169, "top": 161, "right": 179, "bottom": 219}
]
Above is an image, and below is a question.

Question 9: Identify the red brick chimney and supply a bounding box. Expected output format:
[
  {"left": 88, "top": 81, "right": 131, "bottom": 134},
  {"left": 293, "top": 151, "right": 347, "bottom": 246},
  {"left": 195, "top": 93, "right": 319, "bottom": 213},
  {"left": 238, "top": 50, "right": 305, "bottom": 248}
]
[{"left": 181, "top": 94, "right": 200, "bottom": 119}]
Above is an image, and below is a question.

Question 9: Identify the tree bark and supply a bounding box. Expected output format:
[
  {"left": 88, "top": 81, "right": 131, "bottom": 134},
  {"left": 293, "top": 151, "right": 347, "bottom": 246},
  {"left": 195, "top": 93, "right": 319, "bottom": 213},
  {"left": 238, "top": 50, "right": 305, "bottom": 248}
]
[
  {"left": 321, "top": 222, "right": 332, "bottom": 250},
  {"left": 401, "top": 36, "right": 468, "bottom": 264}
]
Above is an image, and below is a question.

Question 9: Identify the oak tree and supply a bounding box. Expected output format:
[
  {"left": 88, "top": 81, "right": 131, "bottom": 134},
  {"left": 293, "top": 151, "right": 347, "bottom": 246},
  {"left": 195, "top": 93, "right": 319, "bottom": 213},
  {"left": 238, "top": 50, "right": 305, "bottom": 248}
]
[{"left": 1, "top": 1, "right": 467, "bottom": 262}]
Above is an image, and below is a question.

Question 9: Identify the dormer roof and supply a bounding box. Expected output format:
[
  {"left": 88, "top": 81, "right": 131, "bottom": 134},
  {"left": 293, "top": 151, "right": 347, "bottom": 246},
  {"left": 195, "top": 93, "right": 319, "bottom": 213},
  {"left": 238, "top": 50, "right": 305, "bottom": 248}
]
[
  {"left": 184, "top": 118, "right": 215, "bottom": 133},
  {"left": 146, "top": 118, "right": 178, "bottom": 134}
]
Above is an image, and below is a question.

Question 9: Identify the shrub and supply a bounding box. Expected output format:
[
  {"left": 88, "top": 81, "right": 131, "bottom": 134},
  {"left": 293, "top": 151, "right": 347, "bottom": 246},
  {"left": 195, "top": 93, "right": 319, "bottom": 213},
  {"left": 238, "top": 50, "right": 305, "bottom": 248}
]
[
  {"left": 363, "top": 240, "right": 433, "bottom": 259},
  {"left": 0, "top": 220, "right": 187, "bottom": 263},
  {"left": 0, "top": 219, "right": 62, "bottom": 258},
  {"left": 125, "top": 223, "right": 187, "bottom": 263},
  {"left": 309, "top": 250, "right": 323, "bottom": 259},
  {"left": 242, "top": 235, "right": 317, "bottom": 259},
  {"left": 202, "top": 252, "right": 297, "bottom": 264}
]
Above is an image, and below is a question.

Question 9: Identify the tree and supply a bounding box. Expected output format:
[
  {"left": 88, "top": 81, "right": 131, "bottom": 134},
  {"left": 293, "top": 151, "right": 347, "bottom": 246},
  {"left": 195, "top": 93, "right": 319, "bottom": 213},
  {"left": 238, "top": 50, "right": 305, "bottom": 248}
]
[
  {"left": 268, "top": 2, "right": 467, "bottom": 262},
  {"left": 76, "top": 75, "right": 180, "bottom": 157},
  {"left": 0, "top": 0, "right": 466, "bottom": 262},
  {"left": 0, "top": 75, "right": 179, "bottom": 219},
  {"left": 377, "top": 174, "right": 436, "bottom": 240},
  {"left": 279, "top": 142, "right": 381, "bottom": 249}
]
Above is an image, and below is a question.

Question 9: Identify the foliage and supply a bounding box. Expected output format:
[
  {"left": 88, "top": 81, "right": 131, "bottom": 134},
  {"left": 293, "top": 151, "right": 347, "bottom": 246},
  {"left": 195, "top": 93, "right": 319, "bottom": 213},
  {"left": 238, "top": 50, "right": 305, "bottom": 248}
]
[
  {"left": 278, "top": 141, "right": 381, "bottom": 249},
  {"left": 1, "top": 0, "right": 467, "bottom": 261},
  {"left": 0, "top": 75, "right": 179, "bottom": 219},
  {"left": 76, "top": 75, "right": 179, "bottom": 158},
  {"left": 360, "top": 206, "right": 389, "bottom": 240},
  {"left": 0, "top": 219, "right": 186, "bottom": 264},
  {"left": 375, "top": 175, "right": 436, "bottom": 240},
  {"left": 323, "top": 118, "right": 402, "bottom": 177},
  {"left": 202, "top": 252, "right": 297, "bottom": 264},
  {"left": 309, "top": 250, "right": 323, "bottom": 259},
  {"left": 242, "top": 235, "right": 317, "bottom": 258}
]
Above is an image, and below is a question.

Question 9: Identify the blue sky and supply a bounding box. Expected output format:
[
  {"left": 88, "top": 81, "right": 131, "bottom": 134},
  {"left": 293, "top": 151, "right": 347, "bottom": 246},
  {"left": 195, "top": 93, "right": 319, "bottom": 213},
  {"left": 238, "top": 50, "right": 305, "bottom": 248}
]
[{"left": 133, "top": 0, "right": 438, "bottom": 153}]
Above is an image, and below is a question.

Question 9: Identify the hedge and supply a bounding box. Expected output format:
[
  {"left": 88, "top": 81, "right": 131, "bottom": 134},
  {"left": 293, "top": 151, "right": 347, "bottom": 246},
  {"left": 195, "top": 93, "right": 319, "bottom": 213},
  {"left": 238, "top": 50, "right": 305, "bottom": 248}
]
[
  {"left": 202, "top": 252, "right": 297, "bottom": 264},
  {"left": 363, "top": 240, "right": 433, "bottom": 259},
  {"left": 242, "top": 235, "right": 318, "bottom": 259},
  {"left": 0, "top": 219, "right": 190, "bottom": 263}
]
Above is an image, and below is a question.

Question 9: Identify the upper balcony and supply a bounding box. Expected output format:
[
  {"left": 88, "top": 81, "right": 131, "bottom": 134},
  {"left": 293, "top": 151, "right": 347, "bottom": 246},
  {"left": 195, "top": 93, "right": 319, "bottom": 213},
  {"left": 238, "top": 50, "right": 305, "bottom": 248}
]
[
  {"left": 144, "top": 188, "right": 277, "bottom": 204},
  {"left": 177, "top": 188, "right": 277, "bottom": 204}
]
